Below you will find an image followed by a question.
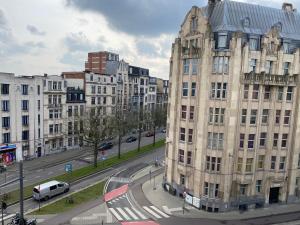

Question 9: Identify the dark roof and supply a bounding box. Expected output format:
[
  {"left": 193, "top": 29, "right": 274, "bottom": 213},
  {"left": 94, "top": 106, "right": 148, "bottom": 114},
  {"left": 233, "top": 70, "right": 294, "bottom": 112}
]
[{"left": 202, "top": 0, "right": 300, "bottom": 40}]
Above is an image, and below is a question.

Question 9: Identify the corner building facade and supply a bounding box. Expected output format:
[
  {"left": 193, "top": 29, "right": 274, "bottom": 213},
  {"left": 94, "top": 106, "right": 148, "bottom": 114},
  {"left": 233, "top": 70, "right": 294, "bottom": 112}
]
[{"left": 165, "top": 0, "right": 300, "bottom": 212}]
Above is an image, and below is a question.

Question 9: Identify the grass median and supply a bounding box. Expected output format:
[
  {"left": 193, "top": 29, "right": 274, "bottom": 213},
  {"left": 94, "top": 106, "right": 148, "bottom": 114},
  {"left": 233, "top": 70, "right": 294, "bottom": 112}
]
[
  {"left": 29, "top": 180, "right": 106, "bottom": 215},
  {"left": 3, "top": 139, "right": 165, "bottom": 205}
]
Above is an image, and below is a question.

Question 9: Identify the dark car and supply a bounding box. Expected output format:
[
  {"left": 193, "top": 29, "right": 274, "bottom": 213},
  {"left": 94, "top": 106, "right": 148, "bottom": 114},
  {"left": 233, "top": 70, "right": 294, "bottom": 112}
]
[
  {"left": 145, "top": 131, "right": 155, "bottom": 137},
  {"left": 99, "top": 142, "right": 113, "bottom": 151},
  {"left": 126, "top": 136, "right": 137, "bottom": 143}
]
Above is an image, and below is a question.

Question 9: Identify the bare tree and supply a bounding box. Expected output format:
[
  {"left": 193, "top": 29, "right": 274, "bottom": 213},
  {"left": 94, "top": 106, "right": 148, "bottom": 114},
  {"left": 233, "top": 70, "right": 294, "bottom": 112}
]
[
  {"left": 149, "top": 106, "right": 167, "bottom": 146},
  {"left": 80, "top": 107, "right": 112, "bottom": 167}
]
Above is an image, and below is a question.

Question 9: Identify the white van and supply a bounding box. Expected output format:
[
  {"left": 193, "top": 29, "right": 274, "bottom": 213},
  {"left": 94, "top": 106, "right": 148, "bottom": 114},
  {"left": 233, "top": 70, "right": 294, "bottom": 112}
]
[{"left": 33, "top": 180, "right": 69, "bottom": 201}]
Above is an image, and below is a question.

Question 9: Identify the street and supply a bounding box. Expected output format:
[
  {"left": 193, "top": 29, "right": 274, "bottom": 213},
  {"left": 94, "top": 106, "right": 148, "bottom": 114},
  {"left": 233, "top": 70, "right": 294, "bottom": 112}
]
[{"left": 0, "top": 132, "right": 165, "bottom": 194}]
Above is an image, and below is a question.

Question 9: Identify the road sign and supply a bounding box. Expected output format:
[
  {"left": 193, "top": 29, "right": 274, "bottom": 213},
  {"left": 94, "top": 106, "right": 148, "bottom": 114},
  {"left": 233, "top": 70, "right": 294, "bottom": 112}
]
[{"left": 65, "top": 163, "right": 72, "bottom": 173}]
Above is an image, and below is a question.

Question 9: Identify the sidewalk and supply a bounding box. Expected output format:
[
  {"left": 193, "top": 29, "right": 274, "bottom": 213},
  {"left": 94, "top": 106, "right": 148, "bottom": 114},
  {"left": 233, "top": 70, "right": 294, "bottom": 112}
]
[{"left": 141, "top": 172, "right": 300, "bottom": 220}]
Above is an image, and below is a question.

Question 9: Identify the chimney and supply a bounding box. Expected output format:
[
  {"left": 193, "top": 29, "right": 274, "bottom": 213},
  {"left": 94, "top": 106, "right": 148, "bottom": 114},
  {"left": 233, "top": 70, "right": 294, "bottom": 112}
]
[{"left": 282, "top": 3, "right": 295, "bottom": 12}]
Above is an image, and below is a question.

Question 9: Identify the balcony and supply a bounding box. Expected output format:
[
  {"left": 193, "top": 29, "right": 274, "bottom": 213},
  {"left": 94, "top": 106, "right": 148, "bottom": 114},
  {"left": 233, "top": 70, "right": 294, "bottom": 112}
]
[
  {"left": 241, "top": 72, "right": 297, "bottom": 86},
  {"left": 48, "top": 103, "right": 62, "bottom": 108}
]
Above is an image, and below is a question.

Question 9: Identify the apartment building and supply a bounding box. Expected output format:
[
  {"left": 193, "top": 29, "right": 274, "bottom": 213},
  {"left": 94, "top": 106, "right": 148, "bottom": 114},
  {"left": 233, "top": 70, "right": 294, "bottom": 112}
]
[
  {"left": 148, "top": 77, "right": 157, "bottom": 111},
  {"left": 0, "top": 73, "right": 44, "bottom": 162},
  {"left": 62, "top": 72, "right": 86, "bottom": 149},
  {"left": 165, "top": 0, "right": 300, "bottom": 212},
  {"left": 85, "top": 51, "right": 119, "bottom": 74},
  {"left": 43, "top": 75, "right": 67, "bottom": 155}
]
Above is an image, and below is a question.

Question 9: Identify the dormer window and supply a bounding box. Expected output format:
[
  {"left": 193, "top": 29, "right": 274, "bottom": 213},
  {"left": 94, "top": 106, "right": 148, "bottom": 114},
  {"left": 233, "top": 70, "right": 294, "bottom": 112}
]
[
  {"left": 243, "top": 17, "right": 250, "bottom": 27},
  {"left": 275, "top": 22, "right": 282, "bottom": 32},
  {"left": 217, "top": 32, "right": 228, "bottom": 49}
]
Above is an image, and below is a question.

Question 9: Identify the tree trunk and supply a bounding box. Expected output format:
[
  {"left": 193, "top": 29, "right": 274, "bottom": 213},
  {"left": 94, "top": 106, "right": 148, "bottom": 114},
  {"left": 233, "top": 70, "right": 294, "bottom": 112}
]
[
  {"left": 93, "top": 144, "right": 98, "bottom": 168},
  {"left": 153, "top": 124, "right": 156, "bottom": 146},
  {"left": 118, "top": 134, "right": 122, "bottom": 159},
  {"left": 138, "top": 126, "right": 142, "bottom": 151}
]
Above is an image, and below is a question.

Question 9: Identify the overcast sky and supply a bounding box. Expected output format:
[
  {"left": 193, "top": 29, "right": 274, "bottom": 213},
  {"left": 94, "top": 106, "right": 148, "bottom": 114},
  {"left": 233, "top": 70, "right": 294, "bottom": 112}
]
[{"left": 0, "top": 0, "right": 299, "bottom": 79}]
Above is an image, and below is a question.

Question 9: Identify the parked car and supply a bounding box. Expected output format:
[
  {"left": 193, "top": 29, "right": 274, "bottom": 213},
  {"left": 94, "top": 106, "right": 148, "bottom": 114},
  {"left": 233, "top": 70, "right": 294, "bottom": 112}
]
[
  {"left": 145, "top": 131, "right": 155, "bottom": 137},
  {"left": 99, "top": 142, "right": 113, "bottom": 151},
  {"left": 33, "top": 180, "right": 69, "bottom": 201},
  {"left": 126, "top": 136, "right": 137, "bottom": 143},
  {"left": 0, "top": 165, "right": 6, "bottom": 173},
  {"left": 161, "top": 128, "right": 166, "bottom": 133}
]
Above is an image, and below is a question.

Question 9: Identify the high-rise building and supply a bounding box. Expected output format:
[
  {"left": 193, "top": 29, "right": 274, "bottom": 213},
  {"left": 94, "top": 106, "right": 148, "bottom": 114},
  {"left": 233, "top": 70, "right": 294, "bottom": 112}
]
[{"left": 165, "top": 0, "right": 300, "bottom": 212}]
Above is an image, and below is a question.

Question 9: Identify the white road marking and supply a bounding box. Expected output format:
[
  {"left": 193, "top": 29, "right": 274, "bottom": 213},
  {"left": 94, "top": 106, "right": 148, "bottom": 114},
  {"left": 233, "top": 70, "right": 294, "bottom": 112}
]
[
  {"left": 124, "top": 207, "right": 139, "bottom": 220},
  {"left": 143, "top": 206, "right": 162, "bottom": 219},
  {"left": 109, "top": 208, "right": 123, "bottom": 221},
  {"left": 116, "top": 207, "right": 131, "bottom": 220},
  {"left": 150, "top": 206, "right": 170, "bottom": 218},
  {"left": 132, "top": 207, "right": 147, "bottom": 220}
]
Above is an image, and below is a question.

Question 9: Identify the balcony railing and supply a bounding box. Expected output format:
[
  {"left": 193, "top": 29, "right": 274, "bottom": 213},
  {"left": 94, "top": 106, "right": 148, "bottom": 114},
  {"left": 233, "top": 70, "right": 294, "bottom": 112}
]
[{"left": 242, "top": 72, "right": 297, "bottom": 86}]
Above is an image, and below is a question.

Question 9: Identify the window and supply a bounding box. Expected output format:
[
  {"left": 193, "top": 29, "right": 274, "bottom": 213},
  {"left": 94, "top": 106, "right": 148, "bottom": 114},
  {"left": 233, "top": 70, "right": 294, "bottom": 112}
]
[
  {"left": 183, "top": 59, "right": 189, "bottom": 74},
  {"left": 237, "top": 157, "right": 243, "bottom": 172},
  {"left": 283, "top": 42, "right": 290, "bottom": 54},
  {"left": 48, "top": 95, "right": 52, "bottom": 104},
  {"left": 271, "top": 156, "right": 276, "bottom": 169},
  {"left": 279, "top": 157, "right": 286, "bottom": 170},
  {"left": 259, "top": 132, "right": 267, "bottom": 147},
  {"left": 286, "top": 86, "right": 293, "bottom": 101},
  {"left": 2, "top": 117, "right": 10, "bottom": 128},
  {"left": 53, "top": 81, "right": 57, "bottom": 90},
  {"left": 37, "top": 100, "right": 40, "bottom": 111},
  {"left": 49, "top": 124, "right": 53, "bottom": 134},
  {"left": 261, "top": 109, "right": 269, "bottom": 124},
  {"left": 1, "top": 84, "right": 9, "bottom": 94},
  {"left": 204, "top": 182, "right": 209, "bottom": 196},
  {"left": 191, "top": 82, "right": 196, "bottom": 96},
  {"left": 48, "top": 81, "right": 52, "bottom": 90},
  {"left": 265, "top": 61, "right": 273, "bottom": 74},
  {"left": 191, "top": 17, "right": 197, "bottom": 31},
  {"left": 252, "top": 84, "right": 259, "bottom": 100},
  {"left": 275, "top": 110, "right": 281, "bottom": 124},
  {"left": 68, "top": 106, "right": 72, "bottom": 117},
  {"left": 240, "top": 133, "right": 245, "bottom": 148},
  {"left": 212, "top": 57, "right": 229, "bottom": 74},
  {"left": 180, "top": 128, "right": 185, "bottom": 141},
  {"left": 207, "top": 132, "right": 223, "bottom": 150},
  {"left": 258, "top": 155, "right": 264, "bottom": 169},
  {"left": 284, "top": 110, "right": 291, "bottom": 125},
  {"left": 245, "top": 158, "right": 253, "bottom": 172},
  {"left": 2, "top": 100, "right": 9, "bottom": 112},
  {"left": 256, "top": 180, "right": 262, "bottom": 193},
  {"left": 277, "top": 87, "right": 284, "bottom": 101},
  {"left": 38, "top": 114, "right": 40, "bottom": 125},
  {"left": 210, "top": 82, "right": 227, "bottom": 99},
  {"left": 187, "top": 151, "right": 192, "bottom": 165},
  {"left": 248, "top": 134, "right": 255, "bottom": 149},
  {"left": 103, "top": 97, "right": 106, "bottom": 104},
  {"left": 103, "top": 87, "right": 107, "bottom": 94},
  {"left": 243, "top": 84, "right": 249, "bottom": 99},
  {"left": 189, "top": 106, "right": 194, "bottom": 120},
  {"left": 283, "top": 62, "right": 290, "bottom": 75},
  {"left": 192, "top": 59, "right": 198, "bottom": 74},
  {"left": 21, "top": 100, "right": 29, "bottom": 111},
  {"left": 182, "top": 82, "right": 188, "bottom": 97},
  {"left": 240, "top": 184, "right": 247, "bottom": 195},
  {"left": 217, "top": 158, "right": 221, "bottom": 171},
  {"left": 241, "top": 109, "right": 247, "bottom": 124},
  {"left": 249, "top": 59, "right": 257, "bottom": 72},
  {"left": 22, "top": 84, "right": 28, "bottom": 95},
  {"left": 178, "top": 149, "right": 184, "bottom": 163},
  {"left": 91, "top": 97, "right": 95, "bottom": 105},
  {"left": 264, "top": 86, "right": 271, "bottom": 100},
  {"left": 250, "top": 109, "right": 257, "bottom": 125},
  {"left": 282, "top": 134, "right": 288, "bottom": 148},
  {"left": 249, "top": 37, "right": 259, "bottom": 51},
  {"left": 180, "top": 174, "right": 185, "bottom": 185},
  {"left": 218, "top": 33, "right": 227, "bottom": 49},
  {"left": 22, "top": 115, "right": 29, "bottom": 126},
  {"left": 91, "top": 85, "right": 96, "bottom": 94},
  {"left": 80, "top": 105, "right": 84, "bottom": 116},
  {"left": 273, "top": 133, "right": 279, "bottom": 148},
  {"left": 298, "top": 154, "right": 300, "bottom": 168},
  {"left": 204, "top": 182, "right": 219, "bottom": 198},
  {"left": 3, "top": 133, "right": 10, "bottom": 143},
  {"left": 188, "top": 129, "right": 193, "bottom": 143},
  {"left": 22, "top": 130, "right": 29, "bottom": 141},
  {"left": 112, "top": 87, "right": 116, "bottom": 95},
  {"left": 209, "top": 108, "right": 225, "bottom": 124}
]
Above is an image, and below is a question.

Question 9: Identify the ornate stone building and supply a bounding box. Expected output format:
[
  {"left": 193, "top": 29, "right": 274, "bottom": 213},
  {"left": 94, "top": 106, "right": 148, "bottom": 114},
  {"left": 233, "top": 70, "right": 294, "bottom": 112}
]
[{"left": 165, "top": 0, "right": 300, "bottom": 212}]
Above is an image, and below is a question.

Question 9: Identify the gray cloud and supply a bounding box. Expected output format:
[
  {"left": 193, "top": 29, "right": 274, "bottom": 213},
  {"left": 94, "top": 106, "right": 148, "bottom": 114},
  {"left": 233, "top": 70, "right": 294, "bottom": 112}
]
[
  {"left": 60, "top": 32, "right": 105, "bottom": 66},
  {"left": 26, "top": 25, "right": 46, "bottom": 36},
  {"left": 66, "top": 0, "right": 202, "bottom": 36}
]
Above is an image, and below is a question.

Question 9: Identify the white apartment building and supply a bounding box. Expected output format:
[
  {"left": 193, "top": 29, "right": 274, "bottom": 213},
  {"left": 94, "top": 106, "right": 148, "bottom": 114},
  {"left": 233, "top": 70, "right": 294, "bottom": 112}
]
[{"left": 165, "top": 0, "right": 300, "bottom": 212}]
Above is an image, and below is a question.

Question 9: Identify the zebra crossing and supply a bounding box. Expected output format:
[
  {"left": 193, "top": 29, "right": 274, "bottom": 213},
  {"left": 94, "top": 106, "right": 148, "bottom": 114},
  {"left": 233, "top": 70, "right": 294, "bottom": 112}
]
[
  {"left": 107, "top": 194, "right": 127, "bottom": 204},
  {"left": 108, "top": 205, "right": 170, "bottom": 221}
]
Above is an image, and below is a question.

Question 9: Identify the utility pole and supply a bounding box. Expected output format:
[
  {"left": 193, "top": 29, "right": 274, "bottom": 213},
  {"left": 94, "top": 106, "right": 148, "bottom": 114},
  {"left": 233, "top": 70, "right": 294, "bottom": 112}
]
[{"left": 19, "top": 160, "right": 24, "bottom": 225}]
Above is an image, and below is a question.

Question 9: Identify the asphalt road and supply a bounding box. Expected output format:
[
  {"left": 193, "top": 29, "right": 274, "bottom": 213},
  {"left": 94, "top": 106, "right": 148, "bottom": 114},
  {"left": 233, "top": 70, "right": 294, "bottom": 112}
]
[
  {"left": 0, "top": 132, "right": 165, "bottom": 193},
  {"left": 3, "top": 146, "right": 165, "bottom": 224}
]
